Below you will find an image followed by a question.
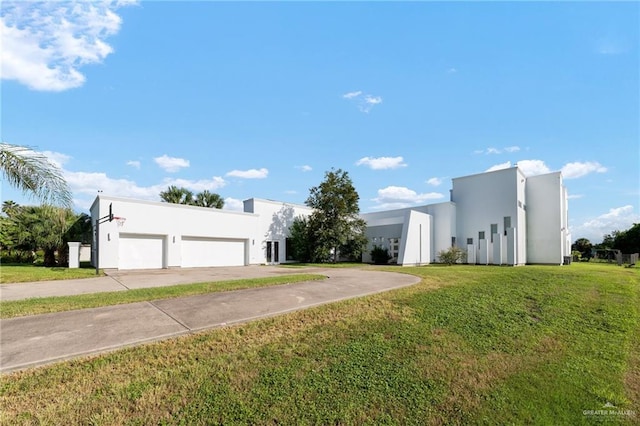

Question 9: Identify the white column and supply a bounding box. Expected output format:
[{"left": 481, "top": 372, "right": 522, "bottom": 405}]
[{"left": 68, "top": 242, "right": 81, "bottom": 268}]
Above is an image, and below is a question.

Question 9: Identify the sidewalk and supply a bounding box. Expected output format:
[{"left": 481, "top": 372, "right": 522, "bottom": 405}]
[{"left": 1, "top": 267, "right": 419, "bottom": 373}]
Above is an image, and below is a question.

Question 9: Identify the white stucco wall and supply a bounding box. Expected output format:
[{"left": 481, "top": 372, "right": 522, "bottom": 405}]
[
  {"left": 525, "top": 172, "right": 566, "bottom": 264},
  {"left": 398, "top": 210, "right": 431, "bottom": 266},
  {"left": 91, "top": 196, "right": 259, "bottom": 269},
  {"left": 451, "top": 167, "right": 526, "bottom": 265},
  {"left": 243, "top": 198, "right": 313, "bottom": 264},
  {"left": 422, "top": 202, "right": 456, "bottom": 262}
]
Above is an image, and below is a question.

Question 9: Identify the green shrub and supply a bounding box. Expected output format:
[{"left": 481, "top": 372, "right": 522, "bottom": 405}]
[
  {"left": 437, "top": 246, "right": 466, "bottom": 265},
  {"left": 370, "top": 245, "right": 391, "bottom": 265}
]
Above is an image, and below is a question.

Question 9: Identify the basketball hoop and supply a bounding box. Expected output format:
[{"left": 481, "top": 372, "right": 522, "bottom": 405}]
[{"left": 113, "top": 216, "right": 127, "bottom": 227}]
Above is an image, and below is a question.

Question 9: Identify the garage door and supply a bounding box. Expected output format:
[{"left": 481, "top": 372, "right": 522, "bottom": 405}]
[
  {"left": 181, "top": 237, "right": 246, "bottom": 267},
  {"left": 119, "top": 234, "right": 165, "bottom": 270}
]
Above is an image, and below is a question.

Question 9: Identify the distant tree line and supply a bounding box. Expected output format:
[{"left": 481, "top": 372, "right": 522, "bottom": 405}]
[{"left": 572, "top": 223, "right": 640, "bottom": 260}]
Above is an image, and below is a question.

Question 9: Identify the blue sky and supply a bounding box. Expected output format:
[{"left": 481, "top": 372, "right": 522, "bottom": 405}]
[{"left": 1, "top": 1, "right": 638, "bottom": 243}]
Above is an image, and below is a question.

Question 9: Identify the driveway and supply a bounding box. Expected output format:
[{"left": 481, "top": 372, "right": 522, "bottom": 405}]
[{"left": 0, "top": 266, "right": 420, "bottom": 373}]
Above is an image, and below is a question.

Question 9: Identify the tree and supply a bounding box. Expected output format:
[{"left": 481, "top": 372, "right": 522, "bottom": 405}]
[
  {"left": 2, "top": 200, "right": 19, "bottom": 217},
  {"left": 612, "top": 223, "right": 640, "bottom": 254},
  {"left": 0, "top": 143, "right": 72, "bottom": 207},
  {"left": 194, "top": 190, "right": 224, "bottom": 209},
  {"left": 571, "top": 238, "right": 593, "bottom": 260},
  {"left": 304, "top": 168, "right": 367, "bottom": 263},
  {"left": 370, "top": 245, "right": 391, "bottom": 265},
  {"left": 159, "top": 186, "right": 224, "bottom": 209},
  {"left": 160, "top": 186, "right": 194, "bottom": 205},
  {"left": 288, "top": 216, "right": 315, "bottom": 262},
  {"left": 10, "top": 205, "right": 76, "bottom": 266}
]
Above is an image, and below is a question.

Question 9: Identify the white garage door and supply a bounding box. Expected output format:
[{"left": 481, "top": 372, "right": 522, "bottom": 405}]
[
  {"left": 119, "top": 234, "right": 165, "bottom": 270},
  {"left": 181, "top": 237, "right": 246, "bottom": 267}
]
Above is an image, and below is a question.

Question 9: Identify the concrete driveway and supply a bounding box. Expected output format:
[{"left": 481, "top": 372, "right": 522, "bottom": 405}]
[{"left": 0, "top": 266, "right": 420, "bottom": 373}]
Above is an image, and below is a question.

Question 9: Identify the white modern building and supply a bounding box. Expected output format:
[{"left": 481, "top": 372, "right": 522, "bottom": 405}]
[{"left": 90, "top": 166, "right": 570, "bottom": 270}]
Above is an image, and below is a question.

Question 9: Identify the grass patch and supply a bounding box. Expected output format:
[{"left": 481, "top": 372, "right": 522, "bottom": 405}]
[
  {"left": 1, "top": 263, "right": 103, "bottom": 283},
  {"left": 278, "top": 262, "right": 366, "bottom": 268},
  {"left": 1, "top": 263, "right": 638, "bottom": 424},
  {"left": 0, "top": 274, "right": 325, "bottom": 319}
]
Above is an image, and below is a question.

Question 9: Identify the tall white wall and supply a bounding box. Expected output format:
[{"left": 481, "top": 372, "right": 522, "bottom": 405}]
[
  {"left": 243, "top": 198, "right": 313, "bottom": 264},
  {"left": 361, "top": 209, "right": 407, "bottom": 264},
  {"left": 91, "top": 196, "right": 259, "bottom": 269},
  {"left": 398, "top": 210, "right": 431, "bottom": 266},
  {"left": 451, "top": 167, "right": 526, "bottom": 265},
  {"left": 525, "top": 172, "right": 565, "bottom": 264},
  {"left": 422, "top": 202, "right": 456, "bottom": 262}
]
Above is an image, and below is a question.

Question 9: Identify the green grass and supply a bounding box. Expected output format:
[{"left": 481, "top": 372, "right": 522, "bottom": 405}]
[
  {"left": 1, "top": 263, "right": 638, "bottom": 425},
  {"left": 0, "top": 263, "right": 104, "bottom": 283},
  {"left": 279, "top": 262, "right": 367, "bottom": 268},
  {"left": 0, "top": 274, "right": 325, "bottom": 319}
]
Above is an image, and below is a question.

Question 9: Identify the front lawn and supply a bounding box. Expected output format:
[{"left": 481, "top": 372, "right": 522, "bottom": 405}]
[
  {"left": 1, "top": 263, "right": 638, "bottom": 424},
  {"left": 1, "top": 263, "right": 103, "bottom": 283}
]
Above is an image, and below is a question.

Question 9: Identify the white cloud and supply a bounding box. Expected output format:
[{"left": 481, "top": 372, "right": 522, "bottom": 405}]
[
  {"left": 364, "top": 95, "right": 382, "bottom": 105},
  {"left": 356, "top": 156, "right": 407, "bottom": 170},
  {"left": 1, "top": 1, "right": 135, "bottom": 91},
  {"left": 296, "top": 165, "right": 312, "bottom": 172},
  {"left": 477, "top": 146, "right": 521, "bottom": 155},
  {"left": 226, "top": 168, "right": 269, "bottom": 179},
  {"left": 343, "top": 90, "right": 383, "bottom": 113},
  {"left": 223, "top": 197, "right": 244, "bottom": 211},
  {"left": 284, "top": 190, "right": 297, "bottom": 195},
  {"left": 516, "top": 159, "right": 551, "bottom": 176},
  {"left": 154, "top": 155, "right": 190, "bottom": 173},
  {"left": 561, "top": 161, "right": 607, "bottom": 179},
  {"left": 484, "top": 159, "right": 607, "bottom": 180},
  {"left": 66, "top": 170, "right": 226, "bottom": 210},
  {"left": 567, "top": 194, "right": 584, "bottom": 200},
  {"left": 342, "top": 91, "right": 362, "bottom": 99},
  {"left": 485, "top": 161, "right": 512, "bottom": 172},
  {"left": 426, "top": 177, "right": 443, "bottom": 186},
  {"left": 372, "top": 186, "right": 444, "bottom": 209},
  {"left": 126, "top": 160, "right": 141, "bottom": 169},
  {"left": 42, "top": 150, "right": 71, "bottom": 168},
  {"left": 447, "top": 67, "right": 458, "bottom": 74},
  {"left": 571, "top": 205, "right": 640, "bottom": 243}
]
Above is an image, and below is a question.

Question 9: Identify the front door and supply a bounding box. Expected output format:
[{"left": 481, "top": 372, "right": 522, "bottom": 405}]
[{"left": 266, "top": 241, "right": 280, "bottom": 264}]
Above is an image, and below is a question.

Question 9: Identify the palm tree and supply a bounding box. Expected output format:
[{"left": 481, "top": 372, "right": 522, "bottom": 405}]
[
  {"left": 2, "top": 200, "right": 19, "bottom": 217},
  {"left": 0, "top": 143, "right": 72, "bottom": 207},
  {"left": 159, "top": 185, "right": 194, "bottom": 205},
  {"left": 194, "top": 190, "right": 224, "bottom": 209}
]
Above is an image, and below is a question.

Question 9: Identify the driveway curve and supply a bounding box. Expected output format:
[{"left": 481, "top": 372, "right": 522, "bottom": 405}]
[{"left": 1, "top": 267, "right": 420, "bottom": 373}]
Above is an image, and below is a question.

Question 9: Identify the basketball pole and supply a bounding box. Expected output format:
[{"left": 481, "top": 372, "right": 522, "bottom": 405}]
[{"left": 95, "top": 203, "right": 114, "bottom": 275}]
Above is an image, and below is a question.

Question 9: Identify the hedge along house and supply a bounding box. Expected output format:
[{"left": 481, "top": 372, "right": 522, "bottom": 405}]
[{"left": 90, "top": 166, "right": 570, "bottom": 270}]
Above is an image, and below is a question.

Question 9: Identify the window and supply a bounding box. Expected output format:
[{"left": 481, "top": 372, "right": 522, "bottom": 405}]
[
  {"left": 451, "top": 237, "right": 456, "bottom": 247},
  {"left": 479, "top": 231, "right": 485, "bottom": 240},
  {"left": 504, "top": 216, "right": 511, "bottom": 235},
  {"left": 388, "top": 238, "right": 400, "bottom": 260},
  {"left": 467, "top": 237, "right": 473, "bottom": 245},
  {"left": 490, "top": 224, "right": 498, "bottom": 242}
]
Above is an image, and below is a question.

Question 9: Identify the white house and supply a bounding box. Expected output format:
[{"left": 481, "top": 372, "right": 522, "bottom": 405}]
[{"left": 90, "top": 166, "right": 570, "bottom": 270}]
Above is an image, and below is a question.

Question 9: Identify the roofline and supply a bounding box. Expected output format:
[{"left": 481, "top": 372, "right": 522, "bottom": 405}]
[{"left": 91, "top": 195, "right": 258, "bottom": 217}]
